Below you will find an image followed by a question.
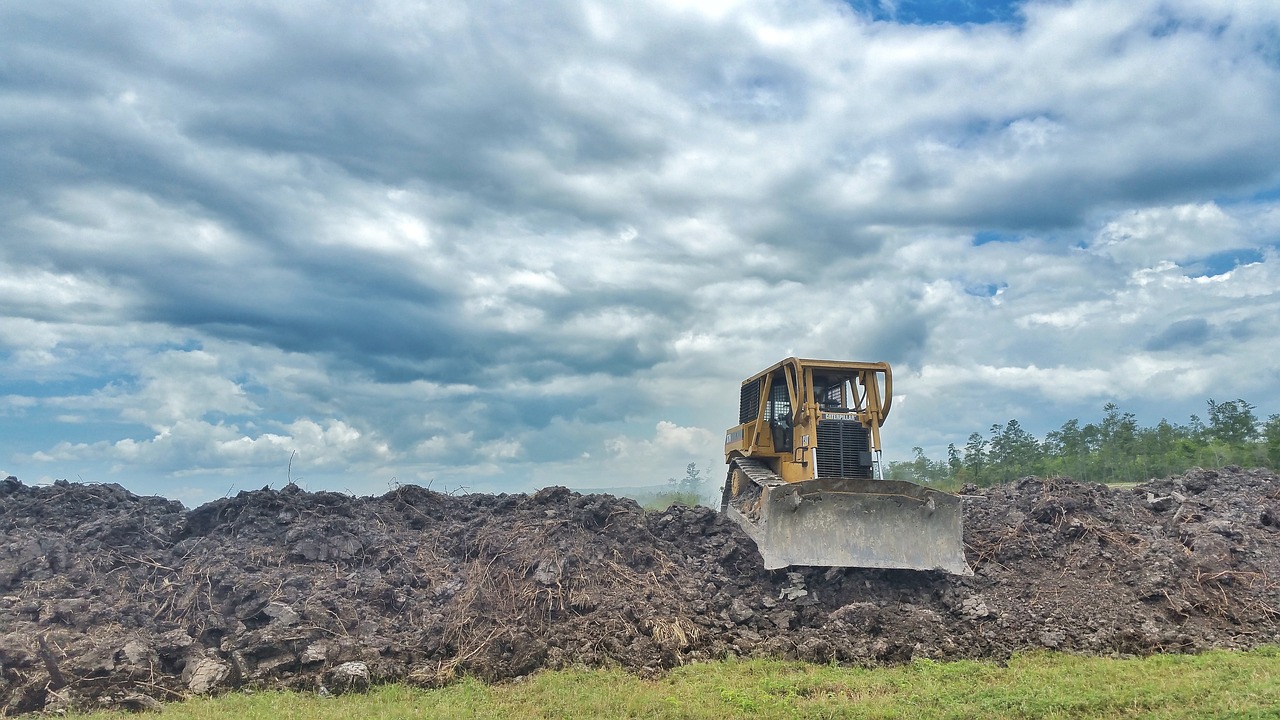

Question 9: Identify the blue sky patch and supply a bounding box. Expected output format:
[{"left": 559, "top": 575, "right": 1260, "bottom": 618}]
[
  {"left": 1182, "top": 248, "right": 1265, "bottom": 278},
  {"left": 973, "top": 230, "right": 1021, "bottom": 246},
  {"left": 2, "top": 377, "right": 114, "bottom": 401},
  {"left": 964, "top": 281, "right": 1007, "bottom": 298},
  {"left": 1212, "top": 181, "right": 1280, "bottom": 208},
  {"left": 1248, "top": 184, "right": 1280, "bottom": 203},
  {"left": 844, "top": 0, "right": 1022, "bottom": 26}
]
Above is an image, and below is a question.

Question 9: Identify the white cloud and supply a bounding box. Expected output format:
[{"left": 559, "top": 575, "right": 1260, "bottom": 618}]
[
  {"left": 30, "top": 415, "right": 391, "bottom": 480},
  {"left": 1093, "top": 203, "right": 1244, "bottom": 267},
  {"left": 3, "top": 0, "right": 1280, "bottom": 498},
  {"left": 607, "top": 420, "right": 718, "bottom": 459}
]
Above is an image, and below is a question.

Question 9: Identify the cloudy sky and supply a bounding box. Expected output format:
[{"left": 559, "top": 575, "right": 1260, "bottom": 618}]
[{"left": 3, "top": 0, "right": 1279, "bottom": 505}]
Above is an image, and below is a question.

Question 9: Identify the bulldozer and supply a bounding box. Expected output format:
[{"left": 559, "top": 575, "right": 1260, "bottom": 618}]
[{"left": 722, "top": 357, "right": 971, "bottom": 575}]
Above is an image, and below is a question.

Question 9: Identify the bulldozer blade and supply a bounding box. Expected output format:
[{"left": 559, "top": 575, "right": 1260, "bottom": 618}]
[{"left": 725, "top": 476, "right": 972, "bottom": 575}]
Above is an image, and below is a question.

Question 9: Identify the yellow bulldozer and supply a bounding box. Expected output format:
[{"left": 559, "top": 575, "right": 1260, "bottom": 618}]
[{"left": 722, "top": 357, "right": 971, "bottom": 575}]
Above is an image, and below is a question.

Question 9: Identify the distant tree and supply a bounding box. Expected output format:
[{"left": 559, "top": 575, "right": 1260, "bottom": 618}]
[
  {"left": 961, "top": 432, "right": 988, "bottom": 485},
  {"left": 893, "top": 395, "right": 1280, "bottom": 488},
  {"left": 1134, "top": 418, "right": 1194, "bottom": 479},
  {"left": 665, "top": 462, "right": 706, "bottom": 506},
  {"left": 1266, "top": 415, "right": 1280, "bottom": 470},
  {"left": 946, "top": 443, "right": 962, "bottom": 477},
  {"left": 1206, "top": 398, "right": 1260, "bottom": 446},
  {"left": 1044, "top": 418, "right": 1089, "bottom": 480},
  {"left": 1096, "top": 403, "right": 1139, "bottom": 482},
  {"left": 987, "top": 419, "right": 1043, "bottom": 483},
  {"left": 888, "top": 446, "right": 954, "bottom": 485},
  {"left": 1188, "top": 413, "right": 1207, "bottom": 441}
]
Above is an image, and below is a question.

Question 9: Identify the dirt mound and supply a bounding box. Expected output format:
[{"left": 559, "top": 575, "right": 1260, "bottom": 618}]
[{"left": 2, "top": 468, "right": 1278, "bottom": 714}]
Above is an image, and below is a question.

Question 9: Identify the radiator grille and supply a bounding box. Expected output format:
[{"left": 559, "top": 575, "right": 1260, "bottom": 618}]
[
  {"left": 815, "top": 420, "right": 873, "bottom": 479},
  {"left": 739, "top": 380, "right": 761, "bottom": 424}
]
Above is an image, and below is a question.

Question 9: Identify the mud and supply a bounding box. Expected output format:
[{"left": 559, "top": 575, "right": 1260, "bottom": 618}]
[{"left": 2, "top": 467, "right": 1278, "bottom": 714}]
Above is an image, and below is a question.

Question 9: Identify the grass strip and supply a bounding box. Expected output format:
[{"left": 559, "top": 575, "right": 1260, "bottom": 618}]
[{"left": 65, "top": 647, "right": 1280, "bottom": 719}]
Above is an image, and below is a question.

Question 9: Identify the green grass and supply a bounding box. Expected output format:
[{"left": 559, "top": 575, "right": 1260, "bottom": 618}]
[
  {"left": 641, "top": 490, "right": 705, "bottom": 510},
  {"left": 65, "top": 648, "right": 1280, "bottom": 719}
]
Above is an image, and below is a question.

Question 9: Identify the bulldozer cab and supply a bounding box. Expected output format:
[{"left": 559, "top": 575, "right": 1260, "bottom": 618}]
[
  {"left": 727, "top": 358, "right": 891, "bottom": 484},
  {"left": 767, "top": 378, "right": 793, "bottom": 454},
  {"left": 723, "top": 357, "right": 971, "bottom": 575}
]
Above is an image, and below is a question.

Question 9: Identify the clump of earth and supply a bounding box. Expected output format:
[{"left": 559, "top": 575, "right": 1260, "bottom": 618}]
[{"left": 2, "top": 466, "right": 1278, "bottom": 714}]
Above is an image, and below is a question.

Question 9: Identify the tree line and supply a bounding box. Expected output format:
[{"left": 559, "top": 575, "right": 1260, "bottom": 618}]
[{"left": 887, "top": 399, "right": 1280, "bottom": 488}]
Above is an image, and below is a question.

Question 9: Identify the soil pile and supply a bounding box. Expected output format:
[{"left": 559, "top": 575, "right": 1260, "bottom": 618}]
[{"left": 2, "top": 467, "right": 1278, "bottom": 714}]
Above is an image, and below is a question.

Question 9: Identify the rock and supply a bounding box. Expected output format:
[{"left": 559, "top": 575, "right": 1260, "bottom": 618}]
[
  {"left": 1262, "top": 506, "right": 1279, "bottom": 528},
  {"left": 727, "top": 598, "right": 755, "bottom": 624},
  {"left": 328, "top": 661, "right": 370, "bottom": 692},
  {"left": 1039, "top": 629, "right": 1066, "bottom": 648},
  {"left": 959, "top": 596, "right": 992, "bottom": 620},
  {"left": 117, "top": 692, "right": 163, "bottom": 712},
  {"left": 532, "top": 486, "right": 571, "bottom": 503},
  {"left": 779, "top": 572, "right": 808, "bottom": 601},
  {"left": 263, "top": 601, "right": 301, "bottom": 626},
  {"left": 1146, "top": 493, "right": 1177, "bottom": 512},
  {"left": 532, "top": 559, "right": 561, "bottom": 585},
  {"left": 119, "top": 638, "right": 158, "bottom": 671},
  {"left": 185, "top": 656, "right": 230, "bottom": 694},
  {"left": 770, "top": 610, "right": 797, "bottom": 630},
  {"left": 301, "top": 641, "right": 330, "bottom": 664},
  {"left": 155, "top": 629, "right": 195, "bottom": 657}
]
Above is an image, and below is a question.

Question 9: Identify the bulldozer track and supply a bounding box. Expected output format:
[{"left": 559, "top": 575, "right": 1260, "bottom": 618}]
[{"left": 728, "top": 456, "right": 782, "bottom": 487}]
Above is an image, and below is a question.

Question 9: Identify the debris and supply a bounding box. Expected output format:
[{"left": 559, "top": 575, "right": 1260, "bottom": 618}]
[
  {"left": 0, "top": 468, "right": 1277, "bottom": 714},
  {"left": 779, "top": 572, "right": 809, "bottom": 601},
  {"left": 1146, "top": 492, "right": 1178, "bottom": 512}
]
